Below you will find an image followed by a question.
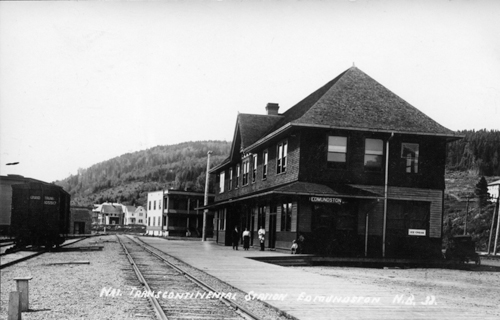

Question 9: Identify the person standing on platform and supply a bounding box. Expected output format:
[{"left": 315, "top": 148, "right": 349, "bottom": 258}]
[
  {"left": 232, "top": 226, "right": 240, "bottom": 250},
  {"left": 242, "top": 228, "right": 250, "bottom": 250},
  {"left": 297, "top": 233, "right": 305, "bottom": 254},
  {"left": 258, "top": 226, "right": 266, "bottom": 251}
]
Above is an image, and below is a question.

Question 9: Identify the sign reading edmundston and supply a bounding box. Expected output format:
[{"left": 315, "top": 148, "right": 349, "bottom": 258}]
[{"left": 309, "top": 197, "right": 342, "bottom": 204}]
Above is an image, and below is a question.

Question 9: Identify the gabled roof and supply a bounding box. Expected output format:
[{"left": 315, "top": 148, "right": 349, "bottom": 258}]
[
  {"left": 238, "top": 113, "right": 282, "bottom": 149},
  {"left": 488, "top": 179, "right": 500, "bottom": 186}
]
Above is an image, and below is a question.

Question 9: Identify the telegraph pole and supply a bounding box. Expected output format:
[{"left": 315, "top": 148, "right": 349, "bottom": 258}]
[
  {"left": 493, "top": 195, "right": 500, "bottom": 255},
  {"left": 463, "top": 196, "right": 470, "bottom": 235},
  {"left": 202, "top": 151, "right": 212, "bottom": 241}
]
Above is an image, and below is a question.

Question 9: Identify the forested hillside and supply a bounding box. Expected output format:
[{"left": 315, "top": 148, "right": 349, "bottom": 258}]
[
  {"left": 56, "top": 141, "right": 230, "bottom": 207},
  {"left": 446, "top": 129, "right": 500, "bottom": 176}
]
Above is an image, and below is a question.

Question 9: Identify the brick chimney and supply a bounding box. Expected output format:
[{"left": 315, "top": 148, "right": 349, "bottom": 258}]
[{"left": 266, "top": 103, "right": 280, "bottom": 115}]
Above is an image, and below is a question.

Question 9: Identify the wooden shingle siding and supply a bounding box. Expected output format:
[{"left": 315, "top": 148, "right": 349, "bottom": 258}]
[
  {"left": 354, "top": 185, "right": 443, "bottom": 238},
  {"left": 298, "top": 200, "right": 312, "bottom": 233}
]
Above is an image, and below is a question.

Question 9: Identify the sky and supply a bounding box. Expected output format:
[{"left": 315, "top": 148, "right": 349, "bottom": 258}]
[{"left": 1, "top": 0, "right": 499, "bottom": 183}]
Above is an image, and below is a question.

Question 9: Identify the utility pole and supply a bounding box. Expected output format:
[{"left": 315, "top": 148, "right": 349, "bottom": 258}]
[
  {"left": 463, "top": 195, "right": 470, "bottom": 235},
  {"left": 202, "top": 151, "right": 212, "bottom": 241},
  {"left": 487, "top": 195, "right": 499, "bottom": 255},
  {"left": 493, "top": 196, "right": 500, "bottom": 255}
]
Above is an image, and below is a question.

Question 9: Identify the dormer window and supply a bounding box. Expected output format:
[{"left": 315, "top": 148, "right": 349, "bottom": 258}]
[
  {"left": 277, "top": 141, "right": 287, "bottom": 174},
  {"left": 402, "top": 143, "right": 419, "bottom": 173}
]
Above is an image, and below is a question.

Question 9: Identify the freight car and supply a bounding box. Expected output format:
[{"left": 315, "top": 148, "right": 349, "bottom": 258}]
[{"left": 9, "top": 181, "right": 70, "bottom": 249}]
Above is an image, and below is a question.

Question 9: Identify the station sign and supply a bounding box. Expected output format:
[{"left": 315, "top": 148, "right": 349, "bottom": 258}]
[
  {"left": 408, "top": 229, "right": 426, "bottom": 236},
  {"left": 310, "top": 197, "right": 342, "bottom": 204}
]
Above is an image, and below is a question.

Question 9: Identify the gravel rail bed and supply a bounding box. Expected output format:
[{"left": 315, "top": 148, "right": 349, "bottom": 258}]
[
  {"left": 0, "top": 235, "right": 156, "bottom": 320},
  {"left": 133, "top": 236, "right": 296, "bottom": 320}
]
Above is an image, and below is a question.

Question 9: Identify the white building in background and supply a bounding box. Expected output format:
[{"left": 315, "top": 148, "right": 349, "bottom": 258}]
[
  {"left": 123, "top": 205, "right": 138, "bottom": 225},
  {"left": 92, "top": 202, "right": 124, "bottom": 225},
  {"left": 488, "top": 179, "right": 500, "bottom": 202},
  {"left": 146, "top": 190, "right": 164, "bottom": 236},
  {"left": 134, "top": 206, "right": 147, "bottom": 225}
]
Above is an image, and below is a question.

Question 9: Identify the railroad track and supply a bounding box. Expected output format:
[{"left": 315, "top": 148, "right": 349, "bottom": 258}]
[
  {"left": 116, "top": 235, "right": 263, "bottom": 320},
  {"left": 0, "top": 237, "right": 90, "bottom": 269}
]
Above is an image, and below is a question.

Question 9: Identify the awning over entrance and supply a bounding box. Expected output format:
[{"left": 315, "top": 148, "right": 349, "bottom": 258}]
[{"left": 196, "top": 181, "right": 383, "bottom": 210}]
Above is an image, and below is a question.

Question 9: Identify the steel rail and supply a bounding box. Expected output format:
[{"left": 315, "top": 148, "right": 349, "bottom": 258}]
[
  {"left": 130, "top": 235, "right": 263, "bottom": 320},
  {"left": 116, "top": 235, "right": 169, "bottom": 320},
  {"left": 0, "top": 236, "right": 90, "bottom": 269}
]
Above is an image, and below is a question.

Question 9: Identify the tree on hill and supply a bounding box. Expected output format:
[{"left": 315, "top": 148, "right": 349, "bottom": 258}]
[{"left": 474, "top": 176, "right": 490, "bottom": 210}]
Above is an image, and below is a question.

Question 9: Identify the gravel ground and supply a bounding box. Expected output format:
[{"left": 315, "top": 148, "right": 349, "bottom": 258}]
[
  {"left": 0, "top": 235, "right": 155, "bottom": 320},
  {"left": 132, "top": 237, "right": 295, "bottom": 320},
  {"left": 296, "top": 262, "right": 500, "bottom": 317}
]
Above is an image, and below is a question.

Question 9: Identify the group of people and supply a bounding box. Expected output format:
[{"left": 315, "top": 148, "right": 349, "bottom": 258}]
[{"left": 232, "top": 226, "right": 304, "bottom": 254}]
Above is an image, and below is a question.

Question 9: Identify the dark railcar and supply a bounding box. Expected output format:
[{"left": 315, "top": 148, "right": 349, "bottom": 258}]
[{"left": 10, "top": 182, "right": 70, "bottom": 248}]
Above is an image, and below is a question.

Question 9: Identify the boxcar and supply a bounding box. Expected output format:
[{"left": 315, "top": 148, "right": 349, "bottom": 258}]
[{"left": 10, "top": 182, "right": 70, "bottom": 248}]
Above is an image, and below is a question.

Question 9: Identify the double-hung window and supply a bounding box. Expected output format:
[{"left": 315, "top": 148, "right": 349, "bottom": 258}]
[
  {"left": 277, "top": 141, "right": 288, "bottom": 174},
  {"left": 364, "top": 138, "right": 384, "bottom": 171},
  {"left": 402, "top": 143, "right": 419, "bottom": 173},
  {"left": 228, "top": 168, "right": 233, "bottom": 190},
  {"left": 219, "top": 171, "right": 225, "bottom": 193},
  {"left": 252, "top": 154, "right": 257, "bottom": 183},
  {"left": 262, "top": 150, "right": 268, "bottom": 179},
  {"left": 328, "top": 136, "right": 347, "bottom": 167},
  {"left": 236, "top": 164, "right": 240, "bottom": 188},
  {"left": 242, "top": 159, "right": 249, "bottom": 186}
]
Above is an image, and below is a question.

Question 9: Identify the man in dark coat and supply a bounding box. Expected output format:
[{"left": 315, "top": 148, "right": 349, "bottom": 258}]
[{"left": 232, "top": 226, "right": 240, "bottom": 250}]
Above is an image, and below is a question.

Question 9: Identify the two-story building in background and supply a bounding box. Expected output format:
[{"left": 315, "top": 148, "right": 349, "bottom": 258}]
[
  {"left": 146, "top": 189, "right": 214, "bottom": 237},
  {"left": 208, "top": 66, "right": 462, "bottom": 259}
]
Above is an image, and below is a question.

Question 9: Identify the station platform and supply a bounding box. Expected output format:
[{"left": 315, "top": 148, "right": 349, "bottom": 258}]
[{"left": 139, "top": 237, "right": 495, "bottom": 320}]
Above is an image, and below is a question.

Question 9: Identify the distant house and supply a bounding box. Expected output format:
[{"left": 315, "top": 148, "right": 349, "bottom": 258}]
[
  {"left": 123, "top": 205, "right": 138, "bottom": 225},
  {"left": 488, "top": 180, "right": 500, "bottom": 202},
  {"left": 93, "top": 202, "right": 124, "bottom": 225},
  {"left": 207, "top": 66, "right": 462, "bottom": 259},
  {"left": 134, "top": 206, "right": 147, "bottom": 225}
]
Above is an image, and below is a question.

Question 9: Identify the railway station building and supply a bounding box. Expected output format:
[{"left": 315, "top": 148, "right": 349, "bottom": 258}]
[{"left": 207, "top": 66, "right": 462, "bottom": 259}]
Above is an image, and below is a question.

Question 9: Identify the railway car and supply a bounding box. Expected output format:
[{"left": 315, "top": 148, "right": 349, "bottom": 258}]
[{"left": 9, "top": 181, "right": 70, "bottom": 249}]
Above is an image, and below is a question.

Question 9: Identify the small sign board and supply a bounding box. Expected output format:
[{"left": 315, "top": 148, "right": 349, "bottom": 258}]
[
  {"left": 408, "top": 229, "right": 426, "bottom": 236},
  {"left": 310, "top": 197, "right": 342, "bottom": 204}
]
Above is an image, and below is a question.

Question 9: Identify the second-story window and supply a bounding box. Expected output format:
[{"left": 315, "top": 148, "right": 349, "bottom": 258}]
[
  {"left": 328, "top": 136, "right": 347, "bottom": 167},
  {"left": 277, "top": 141, "right": 288, "bottom": 174},
  {"left": 154, "top": 201, "right": 156, "bottom": 210},
  {"left": 242, "top": 159, "right": 249, "bottom": 186},
  {"left": 262, "top": 150, "right": 268, "bottom": 180},
  {"left": 252, "top": 154, "right": 257, "bottom": 183},
  {"left": 402, "top": 143, "right": 419, "bottom": 173},
  {"left": 236, "top": 164, "right": 240, "bottom": 188},
  {"left": 364, "top": 138, "right": 384, "bottom": 171},
  {"left": 229, "top": 168, "right": 233, "bottom": 190},
  {"left": 219, "top": 171, "right": 225, "bottom": 193}
]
